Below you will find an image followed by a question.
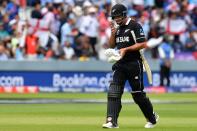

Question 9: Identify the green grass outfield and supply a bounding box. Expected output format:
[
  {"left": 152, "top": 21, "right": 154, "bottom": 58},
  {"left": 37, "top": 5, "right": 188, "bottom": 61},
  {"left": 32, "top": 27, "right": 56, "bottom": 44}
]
[{"left": 0, "top": 93, "right": 197, "bottom": 131}]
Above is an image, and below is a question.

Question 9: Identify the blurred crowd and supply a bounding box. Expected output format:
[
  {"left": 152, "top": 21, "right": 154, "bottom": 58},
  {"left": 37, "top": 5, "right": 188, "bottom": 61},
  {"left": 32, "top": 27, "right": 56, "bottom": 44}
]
[{"left": 0, "top": 0, "right": 196, "bottom": 61}]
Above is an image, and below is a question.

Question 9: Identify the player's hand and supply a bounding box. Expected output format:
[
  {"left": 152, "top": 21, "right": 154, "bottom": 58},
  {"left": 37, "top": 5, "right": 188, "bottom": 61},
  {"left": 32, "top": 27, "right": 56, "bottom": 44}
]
[
  {"left": 110, "top": 22, "right": 117, "bottom": 35},
  {"left": 119, "top": 48, "right": 127, "bottom": 58}
]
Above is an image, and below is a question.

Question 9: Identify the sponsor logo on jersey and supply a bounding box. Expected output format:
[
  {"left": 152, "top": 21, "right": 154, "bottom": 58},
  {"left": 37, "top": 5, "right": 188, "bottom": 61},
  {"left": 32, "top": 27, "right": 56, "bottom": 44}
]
[
  {"left": 124, "top": 29, "right": 130, "bottom": 33},
  {"left": 116, "top": 36, "right": 129, "bottom": 43}
]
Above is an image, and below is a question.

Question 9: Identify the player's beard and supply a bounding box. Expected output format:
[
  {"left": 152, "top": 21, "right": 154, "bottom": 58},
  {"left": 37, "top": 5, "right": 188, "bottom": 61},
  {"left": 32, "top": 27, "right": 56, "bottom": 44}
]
[{"left": 116, "top": 17, "right": 126, "bottom": 26}]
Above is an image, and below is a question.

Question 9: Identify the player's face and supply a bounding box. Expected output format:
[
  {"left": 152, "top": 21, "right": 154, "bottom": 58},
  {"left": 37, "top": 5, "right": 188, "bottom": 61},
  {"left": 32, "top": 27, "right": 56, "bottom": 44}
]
[{"left": 112, "top": 16, "right": 125, "bottom": 26}]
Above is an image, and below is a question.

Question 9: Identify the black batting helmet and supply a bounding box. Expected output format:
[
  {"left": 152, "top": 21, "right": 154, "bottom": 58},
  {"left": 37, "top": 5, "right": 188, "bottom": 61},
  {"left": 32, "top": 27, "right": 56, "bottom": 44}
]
[{"left": 111, "top": 4, "right": 127, "bottom": 19}]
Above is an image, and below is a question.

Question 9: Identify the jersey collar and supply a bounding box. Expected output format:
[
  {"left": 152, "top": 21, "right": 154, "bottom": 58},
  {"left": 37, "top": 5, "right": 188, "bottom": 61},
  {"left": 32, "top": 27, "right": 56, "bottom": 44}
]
[{"left": 125, "top": 17, "right": 131, "bottom": 25}]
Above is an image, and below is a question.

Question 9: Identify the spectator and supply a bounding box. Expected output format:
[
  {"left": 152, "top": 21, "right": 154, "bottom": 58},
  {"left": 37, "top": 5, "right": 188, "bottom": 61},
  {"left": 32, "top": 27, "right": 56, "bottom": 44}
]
[
  {"left": 0, "top": 22, "right": 10, "bottom": 41},
  {"left": 61, "top": 13, "right": 78, "bottom": 46},
  {"left": 139, "top": 13, "right": 150, "bottom": 38},
  {"left": 62, "top": 41, "right": 75, "bottom": 60},
  {"left": 31, "top": 3, "right": 43, "bottom": 19},
  {"left": 78, "top": 6, "right": 99, "bottom": 58},
  {"left": 0, "top": 43, "right": 9, "bottom": 61},
  {"left": 41, "top": 5, "right": 57, "bottom": 35},
  {"left": 191, "top": 7, "right": 197, "bottom": 27},
  {"left": 158, "top": 35, "right": 175, "bottom": 87},
  {"left": 184, "top": 31, "right": 196, "bottom": 52},
  {"left": 15, "top": 44, "right": 24, "bottom": 60},
  {"left": 2, "top": 14, "right": 13, "bottom": 35},
  {"left": 172, "top": 35, "right": 183, "bottom": 53},
  {"left": 11, "top": 30, "right": 20, "bottom": 55},
  {"left": 40, "top": 0, "right": 53, "bottom": 6},
  {"left": 97, "top": 11, "right": 110, "bottom": 61},
  {"left": 25, "top": 29, "right": 40, "bottom": 60},
  {"left": 0, "top": 0, "right": 196, "bottom": 61},
  {"left": 75, "top": 35, "right": 92, "bottom": 60},
  {"left": 5, "top": 0, "right": 19, "bottom": 20}
]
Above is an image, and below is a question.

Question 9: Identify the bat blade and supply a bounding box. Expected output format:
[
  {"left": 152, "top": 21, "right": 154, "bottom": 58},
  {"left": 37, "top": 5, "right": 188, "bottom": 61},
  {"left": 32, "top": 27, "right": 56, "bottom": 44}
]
[{"left": 140, "top": 51, "right": 153, "bottom": 85}]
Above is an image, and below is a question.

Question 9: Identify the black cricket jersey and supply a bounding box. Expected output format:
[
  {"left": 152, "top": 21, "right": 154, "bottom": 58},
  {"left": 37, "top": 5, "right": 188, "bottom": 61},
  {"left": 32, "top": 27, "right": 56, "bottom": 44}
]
[{"left": 115, "top": 18, "right": 146, "bottom": 62}]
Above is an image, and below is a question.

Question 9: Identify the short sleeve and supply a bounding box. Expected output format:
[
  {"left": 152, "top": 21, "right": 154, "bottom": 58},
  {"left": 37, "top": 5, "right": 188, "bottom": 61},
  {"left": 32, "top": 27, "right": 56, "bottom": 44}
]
[{"left": 133, "top": 22, "right": 146, "bottom": 43}]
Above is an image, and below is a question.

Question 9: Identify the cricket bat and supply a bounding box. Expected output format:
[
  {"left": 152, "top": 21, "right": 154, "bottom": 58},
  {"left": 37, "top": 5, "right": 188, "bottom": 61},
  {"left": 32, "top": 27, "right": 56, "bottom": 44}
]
[
  {"left": 131, "top": 31, "right": 153, "bottom": 85},
  {"left": 139, "top": 50, "right": 153, "bottom": 84}
]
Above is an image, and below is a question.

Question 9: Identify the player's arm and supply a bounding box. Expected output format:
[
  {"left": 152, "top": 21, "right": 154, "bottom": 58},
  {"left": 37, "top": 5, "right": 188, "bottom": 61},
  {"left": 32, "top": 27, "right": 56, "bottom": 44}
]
[
  {"left": 108, "top": 22, "right": 117, "bottom": 48},
  {"left": 109, "top": 34, "right": 116, "bottom": 48},
  {"left": 124, "top": 42, "right": 148, "bottom": 51},
  {"left": 120, "top": 42, "right": 147, "bottom": 57}
]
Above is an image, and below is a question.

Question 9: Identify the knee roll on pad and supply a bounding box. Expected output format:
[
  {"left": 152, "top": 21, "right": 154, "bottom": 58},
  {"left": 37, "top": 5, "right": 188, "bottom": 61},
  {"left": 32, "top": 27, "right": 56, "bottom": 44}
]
[{"left": 108, "top": 82, "right": 123, "bottom": 98}]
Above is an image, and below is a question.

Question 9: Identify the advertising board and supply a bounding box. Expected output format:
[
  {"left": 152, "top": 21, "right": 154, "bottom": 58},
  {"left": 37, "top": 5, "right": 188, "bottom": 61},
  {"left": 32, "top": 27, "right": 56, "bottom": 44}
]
[{"left": 0, "top": 71, "right": 196, "bottom": 92}]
